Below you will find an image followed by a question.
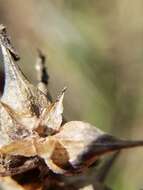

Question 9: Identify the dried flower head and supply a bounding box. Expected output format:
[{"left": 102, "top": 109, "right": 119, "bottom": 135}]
[{"left": 0, "top": 25, "right": 143, "bottom": 181}]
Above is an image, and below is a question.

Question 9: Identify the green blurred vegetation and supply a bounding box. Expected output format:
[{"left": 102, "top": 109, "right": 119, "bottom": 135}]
[{"left": 1, "top": 0, "right": 143, "bottom": 189}]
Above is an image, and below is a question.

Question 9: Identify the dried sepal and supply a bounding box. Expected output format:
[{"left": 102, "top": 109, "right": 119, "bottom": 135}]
[
  {"left": 51, "top": 121, "right": 143, "bottom": 174},
  {"left": 35, "top": 87, "right": 66, "bottom": 136},
  {"left": 1, "top": 43, "right": 50, "bottom": 117},
  {"left": 0, "top": 102, "right": 31, "bottom": 147},
  {"left": 0, "top": 28, "right": 65, "bottom": 138},
  {"left": 0, "top": 26, "right": 54, "bottom": 138}
]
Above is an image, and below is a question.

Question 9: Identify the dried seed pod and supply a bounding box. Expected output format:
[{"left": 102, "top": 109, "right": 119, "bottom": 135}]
[{"left": 0, "top": 25, "right": 143, "bottom": 183}]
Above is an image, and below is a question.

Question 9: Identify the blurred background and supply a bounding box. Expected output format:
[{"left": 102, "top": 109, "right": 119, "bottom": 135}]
[{"left": 0, "top": 0, "right": 143, "bottom": 189}]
